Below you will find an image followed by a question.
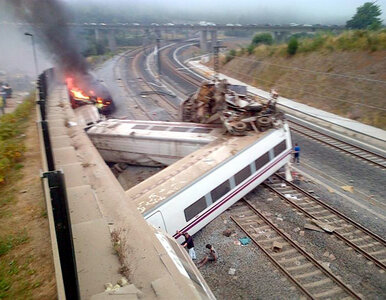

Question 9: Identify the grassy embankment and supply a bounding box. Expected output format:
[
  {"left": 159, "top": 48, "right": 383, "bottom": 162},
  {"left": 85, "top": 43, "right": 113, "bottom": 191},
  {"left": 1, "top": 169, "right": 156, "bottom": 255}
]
[
  {"left": 0, "top": 94, "right": 56, "bottom": 299},
  {"left": 223, "top": 30, "right": 386, "bottom": 129}
]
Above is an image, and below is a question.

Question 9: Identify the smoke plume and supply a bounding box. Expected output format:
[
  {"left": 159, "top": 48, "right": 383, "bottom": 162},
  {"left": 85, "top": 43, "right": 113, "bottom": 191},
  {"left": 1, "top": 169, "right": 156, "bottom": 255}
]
[{"left": 8, "top": 0, "right": 88, "bottom": 76}]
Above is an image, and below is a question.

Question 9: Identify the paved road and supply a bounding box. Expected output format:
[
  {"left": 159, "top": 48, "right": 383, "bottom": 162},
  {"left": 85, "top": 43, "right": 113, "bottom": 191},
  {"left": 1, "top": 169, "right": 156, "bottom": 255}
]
[{"left": 93, "top": 55, "right": 135, "bottom": 119}]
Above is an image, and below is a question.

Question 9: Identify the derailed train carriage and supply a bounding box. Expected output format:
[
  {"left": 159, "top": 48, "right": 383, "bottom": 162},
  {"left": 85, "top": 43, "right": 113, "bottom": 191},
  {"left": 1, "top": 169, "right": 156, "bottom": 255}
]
[
  {"left": 124, "top": 80, "right": 292, "bottom": 241},
  {"left": 125, "top": 120, "right": 292, "bottom": 240}
]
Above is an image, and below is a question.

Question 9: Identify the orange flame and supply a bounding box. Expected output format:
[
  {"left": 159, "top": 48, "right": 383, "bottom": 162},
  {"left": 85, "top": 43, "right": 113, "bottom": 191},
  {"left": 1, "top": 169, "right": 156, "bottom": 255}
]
[
  {"left": 71, "top": 89, "right": 90, "bottom": 100},
  {"left": 66, "top": 77, "right": 90, "bottom": 100}
]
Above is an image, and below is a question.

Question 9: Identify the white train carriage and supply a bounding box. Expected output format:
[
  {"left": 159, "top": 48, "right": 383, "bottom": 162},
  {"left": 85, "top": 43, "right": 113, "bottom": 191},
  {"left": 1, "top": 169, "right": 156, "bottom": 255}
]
[
  {"left": 87, "top": 119, "right": 222, "bottom": 166},
  {"left": 126, "top": 121, "right": 292, "bottom": 241}
]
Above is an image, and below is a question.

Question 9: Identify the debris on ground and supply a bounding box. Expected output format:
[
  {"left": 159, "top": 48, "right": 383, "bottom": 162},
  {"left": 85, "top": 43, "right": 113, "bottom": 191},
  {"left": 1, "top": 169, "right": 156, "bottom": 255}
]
[
  {"left": 304, "top": 223, "right": 325, "bottom": 232},
  {"left": 117, "top": 277, "right": 129, "bottom": 287},
  {"left": 341, "top": 185, "right": 354, "bottom": 193},
  {"left": 239, "top": 237, "right": 251, "bottom": 245},
  {"left": 223, "top": 229, "right": 235, "bottom": 237},
  {"left": 272, "top": 241, "right": 283, "bottom": 252},
  {"left": 181, "top": 80, "right": 285, "bottom": 135},
  {"left": 228, "top": 268, "right": 236, "bottom": 275},
  {"left": 311, "top": 219, "right": 335, "bottom": 233}
]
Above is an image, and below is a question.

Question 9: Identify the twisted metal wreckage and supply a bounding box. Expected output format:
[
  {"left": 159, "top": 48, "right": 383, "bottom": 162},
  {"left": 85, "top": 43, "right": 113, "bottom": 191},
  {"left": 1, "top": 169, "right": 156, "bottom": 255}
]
[{"left": 181, "top": 79, "right": 283, "bottom": 135}]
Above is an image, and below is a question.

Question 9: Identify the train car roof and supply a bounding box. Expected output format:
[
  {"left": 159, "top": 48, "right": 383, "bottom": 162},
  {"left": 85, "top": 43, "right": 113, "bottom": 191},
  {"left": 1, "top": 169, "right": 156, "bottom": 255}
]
[
  {"left": 87, "top": 119, "right": 223, "bottom": 142},
  {"left": 125, "top": 130, "right": 267, "bottom": 215}
]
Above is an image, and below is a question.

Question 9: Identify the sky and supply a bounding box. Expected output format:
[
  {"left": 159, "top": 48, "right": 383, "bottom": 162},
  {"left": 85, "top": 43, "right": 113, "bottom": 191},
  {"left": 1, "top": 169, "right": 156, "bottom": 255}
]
[
  {"left": 1, "top": 0, "right": 385, "bottom": 77},
  {"left": 62, "top": 0, "right": 386, "bottom": 25}
]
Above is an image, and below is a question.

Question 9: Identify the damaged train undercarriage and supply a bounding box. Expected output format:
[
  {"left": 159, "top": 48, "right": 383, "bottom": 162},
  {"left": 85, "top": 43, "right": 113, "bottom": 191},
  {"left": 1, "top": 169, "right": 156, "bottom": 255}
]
[{"left": 180, "top": 79, "right": 283, "bottom": 135}]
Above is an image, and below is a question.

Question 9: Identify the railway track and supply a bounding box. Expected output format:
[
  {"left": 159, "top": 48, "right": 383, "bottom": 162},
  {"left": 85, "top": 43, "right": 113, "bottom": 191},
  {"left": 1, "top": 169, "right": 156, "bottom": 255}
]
[
  {"left": 113, "top": 48, "right": 152, "bottom": 120},
  {"left": 113, "top": 46, "right": 179, "bottom": 121},
  {"left": 131, "top": 48, "right": 179, "bottom": 120},
  {"left": 264, "top": 174, "right": 386, "bottom": 271},
  {"left": 160, "top": 45, "right": 201, "bottom": 93},
  {"left": 288, "top": 120, "right": 386, "bottom": 169},
  {"left": 230, "top": 199, "right": 361, "bottom": 299}
]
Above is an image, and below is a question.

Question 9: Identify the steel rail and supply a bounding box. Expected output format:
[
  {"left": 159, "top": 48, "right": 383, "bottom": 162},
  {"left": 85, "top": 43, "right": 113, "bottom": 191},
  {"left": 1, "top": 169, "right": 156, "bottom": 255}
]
[
  {"left": 230, "top": 215, "right": 315, "bottom": 300},
  {"left": 231, "top": 199, "right": 361, "bottom": 300},
  {"left": 288, "top": 120, "right": 386, "bottom": 169},
  {"left": 133, "top": 49, "right": 179, "bottom": 119},
  {"left": 113, "top": 47, "right": 154, "bottom": 120},
  {"left": 161, "top": 46, "right": 202, "bottom": 89},
  {"left": 264, "top": 175, "right": 386, "bottom": 270}
]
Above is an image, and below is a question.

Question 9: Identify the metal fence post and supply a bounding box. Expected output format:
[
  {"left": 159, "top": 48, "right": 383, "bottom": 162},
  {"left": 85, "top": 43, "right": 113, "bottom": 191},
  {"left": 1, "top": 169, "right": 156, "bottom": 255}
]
[{"left": 43, "top": 170, "right": 80, "bottom": 300}]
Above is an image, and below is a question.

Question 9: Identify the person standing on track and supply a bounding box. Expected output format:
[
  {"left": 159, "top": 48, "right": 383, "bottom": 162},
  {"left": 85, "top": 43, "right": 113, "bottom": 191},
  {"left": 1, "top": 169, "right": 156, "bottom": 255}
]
[
  {"left": 178, "top": 230, "right": 196, "bottom": 260},
  {"left": 293, "top": 143, "right": 300, "bottom": 164}
]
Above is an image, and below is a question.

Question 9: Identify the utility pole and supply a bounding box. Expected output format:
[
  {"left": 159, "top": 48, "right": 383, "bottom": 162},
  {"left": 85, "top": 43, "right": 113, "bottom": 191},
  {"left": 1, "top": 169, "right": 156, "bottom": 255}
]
[
  {"left": 24, "top": 32, "right": 39, "bottom": 77},
  {"left": 213, "top": 42, "right": 226, "bottom": 80},
  {"left": 156, "top": 38, "right": 161, "bottom": 75}
]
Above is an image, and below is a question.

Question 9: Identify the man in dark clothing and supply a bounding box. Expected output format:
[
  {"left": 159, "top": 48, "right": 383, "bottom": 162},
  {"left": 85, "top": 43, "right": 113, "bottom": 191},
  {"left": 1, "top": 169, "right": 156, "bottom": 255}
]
[
  {"left": 178, "top": 231, "right": 196, "bottom": 260},
  {"left": 293, "top": 143, "right": 300, "bottom": 164}
]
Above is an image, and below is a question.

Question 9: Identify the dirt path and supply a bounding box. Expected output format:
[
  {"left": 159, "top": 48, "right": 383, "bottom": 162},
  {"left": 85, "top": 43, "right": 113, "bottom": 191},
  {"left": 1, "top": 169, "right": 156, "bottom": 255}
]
[{"left": 0, "top": 106, "right": 56, "bottom": 299}]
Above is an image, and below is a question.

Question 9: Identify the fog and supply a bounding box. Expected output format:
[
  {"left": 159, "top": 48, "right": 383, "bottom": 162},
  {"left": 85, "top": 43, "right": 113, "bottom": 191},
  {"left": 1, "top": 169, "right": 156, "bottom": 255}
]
[
  {"left": 63, "top": 0, "right": 386, "bottom": 24},
  {"left": 0, "top": 0, "right": 385, "bottom": 78}
]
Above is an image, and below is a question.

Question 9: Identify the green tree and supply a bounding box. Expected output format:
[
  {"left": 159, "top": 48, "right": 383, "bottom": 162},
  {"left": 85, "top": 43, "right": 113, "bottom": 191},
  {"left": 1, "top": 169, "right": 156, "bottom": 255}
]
[
  {"left": 252, "top": 33, "right": 273, "bottom": 46},
  {"left": 346, "top": 2, "right": 382, "bottom": 30},
  {"left": 287, "top": 37, "right": 298, "bottom": 55}
]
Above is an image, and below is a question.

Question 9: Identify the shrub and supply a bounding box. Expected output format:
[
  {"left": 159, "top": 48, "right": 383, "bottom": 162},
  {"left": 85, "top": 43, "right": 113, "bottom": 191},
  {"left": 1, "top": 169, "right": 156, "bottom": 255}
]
[
  {"left": 252, "top": 33, "right": 273, "bottom": 46},
  {"left": 247, "top": 44, "right": 255, "bottom": 54},
  {"left": 287, "top": 37, "right": 299, "bottom": 55},
  {"left": 225, "top": 49, "right": 236, "bottom": 63},
  {"left": 0, "top": 94, "right": 34, "bottom": 184}
]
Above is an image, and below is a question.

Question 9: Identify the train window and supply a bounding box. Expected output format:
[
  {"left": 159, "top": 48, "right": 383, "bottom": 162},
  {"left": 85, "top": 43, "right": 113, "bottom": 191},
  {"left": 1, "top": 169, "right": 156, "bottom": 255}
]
[
  {"left": 274, "top": 140, "right": 287, "bottom": 157},
  {"left": 234, "top": 165, "right": 251, "bottom": 186},
  {"left": 191, "top": 128, "right": 211, "bottom": 134},
  {"left": 184, "top": 197, "right": 207, "bottom": 222},
  {"left": 132, "top": 125, "right": 150, "bottom": 130},
  {"left": 255, "top": 152, "right": 270, "bottom": 171},
  {"left": 171, "top": 127, "right": 190, "bottom": 132},
  {"left": 151, "top": 126, "right": 169, "bottom": 131},
  {"left": 211, "top": 180, "right": 231, "bottom": 202}
]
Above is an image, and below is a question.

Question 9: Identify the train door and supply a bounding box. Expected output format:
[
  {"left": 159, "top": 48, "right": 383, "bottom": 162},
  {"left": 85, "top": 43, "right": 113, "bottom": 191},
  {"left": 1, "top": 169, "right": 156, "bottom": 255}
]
[{"left": 146, "top": 211, "right": 167, "bottom": 232}]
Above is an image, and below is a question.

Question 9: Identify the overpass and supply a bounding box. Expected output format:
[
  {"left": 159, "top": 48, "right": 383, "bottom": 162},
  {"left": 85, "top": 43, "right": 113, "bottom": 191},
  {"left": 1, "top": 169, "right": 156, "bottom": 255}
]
[{"left": 8, "top": 22, "right": 344, "bottom": 52}]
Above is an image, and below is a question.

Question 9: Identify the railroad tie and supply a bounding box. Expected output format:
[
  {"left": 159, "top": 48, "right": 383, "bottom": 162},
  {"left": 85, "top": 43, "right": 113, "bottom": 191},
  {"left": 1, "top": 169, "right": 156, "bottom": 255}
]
[
  {"left": 258, "top": 236, "right": 283, "bottom": 244},
  {"left": 279, "top": 256, "right": 305, "bottom": 264},
  {"left": 293, "top": 269, "right": 322, "bottom": 279},
  {"left": 302, "top": 278, "right": 332, "bottom": 289},
  {"left": 339, "top": 230, "right": 362, "bottom": 236},
  {"left": 271, "top": 248, "right": 297, "bottom": 257},
  {"left": 368, "top": 249, "right": 386, "bottom": 256},
  {"left": 286, "top": 262, "right": 313, "bottom": 272},
  {"left": 313, "top": 286, "right": 342, "bottom": 298},
  {"left": 358, "top": 242, "right": 379, "bottom": 249},
  {"left": 350, "top": 236, "right": 372, "bottom": 243}
]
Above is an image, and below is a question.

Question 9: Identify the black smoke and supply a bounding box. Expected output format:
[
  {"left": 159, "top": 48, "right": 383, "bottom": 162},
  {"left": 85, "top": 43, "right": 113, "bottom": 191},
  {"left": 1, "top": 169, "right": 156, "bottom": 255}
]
[{"left": 7, "top": 0, "right": 88, "bottom": 77}]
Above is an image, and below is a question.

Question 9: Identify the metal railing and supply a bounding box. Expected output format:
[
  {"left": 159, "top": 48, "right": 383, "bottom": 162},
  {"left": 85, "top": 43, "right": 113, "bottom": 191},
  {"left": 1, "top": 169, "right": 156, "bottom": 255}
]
[{"left": 37, "top": 69, "right": 80, "bottom": 300}]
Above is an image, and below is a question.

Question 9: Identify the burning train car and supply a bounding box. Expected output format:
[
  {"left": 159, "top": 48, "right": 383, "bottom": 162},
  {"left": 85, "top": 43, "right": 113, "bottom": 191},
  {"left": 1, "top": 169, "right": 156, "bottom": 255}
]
[{"left": 65, "top": 75, "right": 114, "bottom": 115}]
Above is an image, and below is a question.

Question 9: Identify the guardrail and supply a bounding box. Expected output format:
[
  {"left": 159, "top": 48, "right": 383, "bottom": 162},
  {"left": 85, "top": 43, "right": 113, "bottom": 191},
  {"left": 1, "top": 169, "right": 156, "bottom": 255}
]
[{"left": 36, "top": 70, "right": 80, "bottom": 300}]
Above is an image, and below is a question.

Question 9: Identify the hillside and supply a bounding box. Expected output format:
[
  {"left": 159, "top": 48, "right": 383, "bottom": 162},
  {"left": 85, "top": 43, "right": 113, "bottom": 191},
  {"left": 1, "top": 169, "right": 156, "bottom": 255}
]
[{"left": 220, "top": 31, "right": 386, "bottom": 129}]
